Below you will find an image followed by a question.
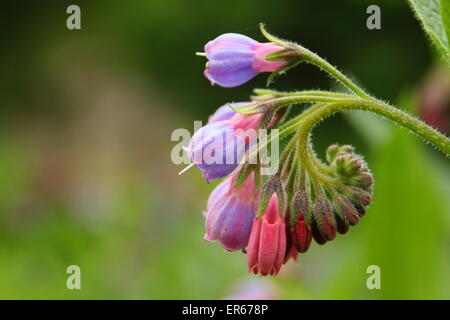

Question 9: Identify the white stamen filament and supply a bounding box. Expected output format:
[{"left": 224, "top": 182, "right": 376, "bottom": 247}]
[{"left": 178, "top": 163, "right": 194, "bottom": 175}]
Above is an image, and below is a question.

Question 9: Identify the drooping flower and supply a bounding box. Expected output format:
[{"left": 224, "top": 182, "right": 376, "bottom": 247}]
[
  {"left": 247, "top": 193, "right": 287, "bottom": 276},
  {"left": 204, "top": 173, "right": 258, "bottom": 251},
  {"left": 202, "top": 33, "right": 287, "bottom": 87},
  {"left": 183, "top": 27, "right": 384, "bottom": 278},
  {"left": 187, "top": 109, "right": 261, "bottom": 183}
]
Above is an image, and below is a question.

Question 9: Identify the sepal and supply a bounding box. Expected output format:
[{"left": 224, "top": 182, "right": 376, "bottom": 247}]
[{"left": 257, "top": 174, "right": 286, "bottom": 218}]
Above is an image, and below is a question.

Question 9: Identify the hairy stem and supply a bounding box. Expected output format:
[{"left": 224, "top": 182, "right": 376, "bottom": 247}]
[
  {"left": 294, "top": 45, "right": 371, "bottom": 100},
  {"left": 253, "top": 89, "right": 357, "bottom": 100},
  {"left": 296, "top": 99, "right": 450, "bottom": 156}
]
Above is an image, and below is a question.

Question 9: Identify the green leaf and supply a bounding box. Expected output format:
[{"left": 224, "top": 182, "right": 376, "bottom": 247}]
[
  {"left": 408, "top": 0, "right": 450, "bottom": 64},
  {"left": 442, "top": 0, "right": 450, "bottom": 43}
]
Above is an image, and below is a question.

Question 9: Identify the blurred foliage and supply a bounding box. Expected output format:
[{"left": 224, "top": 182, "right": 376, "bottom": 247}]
[{"left": 0, "top": 0, "right": 448, "bottom": 299}]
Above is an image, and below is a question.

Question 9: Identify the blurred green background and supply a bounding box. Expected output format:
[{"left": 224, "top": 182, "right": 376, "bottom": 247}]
[{"left": 0, "top": 0, "right": 449, "bottom": 299}]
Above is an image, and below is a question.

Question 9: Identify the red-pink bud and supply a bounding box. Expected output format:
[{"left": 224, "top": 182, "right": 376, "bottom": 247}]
[
  {"left": 311, "top": 221, "right": 327, "bottom": 245},
  {"left": 351, "top": 171, "right": 373, "bottom": 191},
  {"left": 291, "top": 210, "right": 312, "bottom": 253},
  {"left": 347, "top": 186, "right": 372, "bottom": 206},
  {"left": 313, "top": 197, "right": 337, "bottom": 241},
  {"left": 335, "top": 213, "right": 349, "bottom": 235},
  {"left": 283, "top": 210, "right": 298, "bottom": 264},
  {"left": 247, "top": 194, "right": 287, "bottom": 276},
  {"left": 333, "top": 194, "right": 360, "bottom": 226},
  {"left": 354, "top": 203, "right": 366, "bottom": 217},
  {"left": 283, "top": 245, "right": 298, "bottom": 264}
]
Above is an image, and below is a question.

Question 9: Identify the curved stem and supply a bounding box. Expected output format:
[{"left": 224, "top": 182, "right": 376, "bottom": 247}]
[
  {"left": 308, "top": 144, "right": 333, "bottom": 175},
  {"left": 297, "top": 99, "right": 450, "bottom": 156},
  {"left": 297, "top": 129, "right": 339, "bottom": 185},
  {"left": 273, "top": 101, "right": 329, "bottom": 130},
  {"left": 294, "top": 45, "right": 371, "bottom": 100},
  {"left": 237, "top": 95, "right": 363, "bottom": 114},
  {"left": 260, "top": 24, "right": 369, "bottom": 99},
  {"left": 279, "top": 129, "right": 301, "bottom": 164},
  {"left": 235, "top": 95, "right": 449, "bottom": 180}
]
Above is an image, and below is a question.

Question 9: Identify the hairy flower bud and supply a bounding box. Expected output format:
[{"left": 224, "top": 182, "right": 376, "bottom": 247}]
[
  {"left": 202, "top": 33, "right": 287, "bottom": 87},
  {"left": 354, "top": 203, "right": 367, "bottom": 217},
  {"left": 247, "top": 194, "right": 287, "bottom": 276},
  {"left": 289, "top": 192, "right": 312, "bottom": 253},
  {"left": 339, "top": 145, "right": 355, "bottom": 154},
  {"left": 350, "top": 171, "right": 374, "bottom": 191},
  {"left": 326, "top": 144, "right": 340, "bottom": 163},
  {"left": 335, "top": 213, "right": 349, "bottom": 235},
  {"left": 311, "top": 220, "right": 328, "bottom": 245},
  {"left": 333, "top": 193, "right": 360, "bottom": 226},
  {"left": 313, "top": 197, "right": 337, "bottom": 241},
  {"left": 291, "top": 210, "right": 312, "bottom": 253},
  {"left": 347, "top": 186, "right": 372, "bottom": 207},
  {"left": 334, "top": 153, "right": 363, "bottom": 177}
]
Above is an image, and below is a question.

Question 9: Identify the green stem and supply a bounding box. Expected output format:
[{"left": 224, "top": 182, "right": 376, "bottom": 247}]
[
  {"left": 260, "top": 23, "right": 369, "bottom": 99},
  {"left": 236, "top": 94, "right": 362, "bottom": 114},
  {"left": 237, "top": 95, "right": 449, "bottom": 180},
  {"left": 297, "top": 129, "right": 339, "bottom": 185},
  {"left": 253, "top": 89, "right": 357, "bottom": 100},
  {"left": 294, "top": 45, "right": 371, "bottom": 100},
  {"left": 297, "top": 99, "right": 450, "bottom": 156},
  {"left": 309, "top": 145, "right": 333, "bottom": 175}
]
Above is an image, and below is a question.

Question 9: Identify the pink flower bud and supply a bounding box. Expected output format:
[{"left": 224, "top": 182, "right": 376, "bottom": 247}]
[
  {"left": 289, "top": 191, "right": 312, "bottom": 253},
  {"left": 247, "top": 194, "right": 287, "bottom": 276},
  {"left": 187, "top": 109, "right": 261, "bottom": 182},
  {"left": 202, "top": 33, "right": 287, "bottom": 87},
  {"left": 313, "top": 197, "right": 337, "bottom": 242},
  {"left": 291, "top": 210, "right": 312, "bottom": 253}
]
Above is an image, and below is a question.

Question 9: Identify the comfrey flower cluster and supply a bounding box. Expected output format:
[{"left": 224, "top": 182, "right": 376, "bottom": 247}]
[{"left": 181, "top": 24, "right": 450, "bottom": 276}]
